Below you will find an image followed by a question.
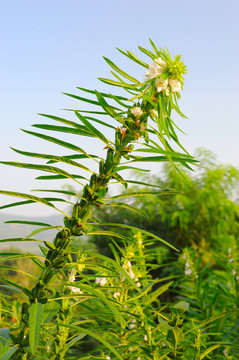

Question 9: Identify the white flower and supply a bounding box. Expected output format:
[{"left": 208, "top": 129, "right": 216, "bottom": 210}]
[
  {"left": 236, "top": 276, "right": 239, "bottom": 281},
  {"left": 106, "top": 356, "right": 111, "bottom": 360},
  {"left": 155, "top": 77, "right": 168, "bottom": 93},
  {"left": 144, "top": 334, "right": 148, "bottom": 341},
  {"left": 129, "top": 347, "right": 133, "bottom": 351},
  {"left": 113, "top": 292, "right": 120, "bottom": 299},
  {"left": 131, "top": 107, "right": 143, "bottom": 119},
  {"left": 185, "top": 268, "right": 192, "bottom": 276},
  {"left": 228, "top": 258, "right": 234, "bottom": 263},
  {"left": 150, "top": 109, "right": 158, "bottom": 118},
  {"left": 128, "top": 269, "right": 135, "bottom": 279},
  {"left": 129, "top": 318, "right": 136, "bottom": 329},
  {"left": 137, "top": 357, "right": 141, "bottom": 360},
  {"left": 223, "top": 348, "right": 228, "bottom": 357},
  {"left": 69, "top": 268, "right": 76, "bottom": 283},
  {"left": 168, "top": 78, "right": 181, "bottom": 93},
  {"left": 150, "top": 109, "right": 167, "bottom": 119},
  {"left": 228, "top": 248, "right": 232, "bottom": 254},
  {"left": 145, "top": 57, "right": 167, "bottom": 79},
  {"left": 69, "top": 286, "right": 83, "bottom": 294},
  {"left": 95, "top": 277, "right": 107, "bottom": 286},
  {"left": 136, "top": 282, "right": 141, "bottom": 287},
  {"left": 232, "top": 269, "right": 237, "bottom": 276},
  {"left": 185, "top": 261, "right": 190, "bottom": 268}
]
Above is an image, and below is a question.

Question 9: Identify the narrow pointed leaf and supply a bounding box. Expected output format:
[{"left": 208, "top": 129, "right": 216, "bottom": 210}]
[
  {"left": 75, "top": 112, "right": 109, "bottom": 145},
  {"left": 5, "top": 220, "right": 51, "bottom": 226},
  {"left": 200, "top": 345, "right": 221, "bottom": 359},
  {"left": 0, "top": 191, "right": 56, "bottom": 209},
  {"left": 0, "top": 161, "right": 85, "bottom": 182},
  {"left": 0, "top": 346, "right": 18, "bottom": 360},
  {"left": 116, "top": 48, "right": 148, "bottom": 68},
  {"left": 57, "top": 323, "right": 124, "bottom": 360},
  {"left": 103, "top": 57, "right": 140, "bottom": 84},
  {"left": 32, "top": 124, "right": 94, "bottom": 137},
  {"left": 10, "top": 148, "right": 92, "bottom": 173},
  {"left": 29, "top": 301, "right": 44, "bottom": 354},
  {"left": 89, "top": 222, "right": 178, "bottom": 251},
  {"left": 21, "top": 129, "right": 88, "bottom": 156}
]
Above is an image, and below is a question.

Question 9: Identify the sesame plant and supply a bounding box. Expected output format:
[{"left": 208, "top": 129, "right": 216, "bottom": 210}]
[{"left": 0, "top": 40, "right": 198, "bottom": 359}]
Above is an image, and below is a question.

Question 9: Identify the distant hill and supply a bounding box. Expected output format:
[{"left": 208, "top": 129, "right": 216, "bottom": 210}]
[{"left": 0, "top": 212, "right": 63, "bottom": 254}]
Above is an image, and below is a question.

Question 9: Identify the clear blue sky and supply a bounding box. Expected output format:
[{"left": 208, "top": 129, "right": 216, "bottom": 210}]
[{"left": 0, "top": 0, "right": 239, "bottom": 215}]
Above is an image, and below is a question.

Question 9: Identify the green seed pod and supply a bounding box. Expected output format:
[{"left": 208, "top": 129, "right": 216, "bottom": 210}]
[
  {"left": 44, "top": 241, "right": 56, "bottom": 251},
  {"left": 53, "top": 258, "right": 66, "bottom": 269},
  {"left": 43, "top": 271, "right": 54, "bottom": 284},
  {"left": 23, "top": 287, "right": 33, "bottom": 299},
  {"left": 21, "top": 302, "right": 29, "bottom": 317},
  {"left": 99, "top": 158, "right": 104, "bottom": 175},
  {"left": 72, "top": 202, "right": 79, "bottom": 219}
]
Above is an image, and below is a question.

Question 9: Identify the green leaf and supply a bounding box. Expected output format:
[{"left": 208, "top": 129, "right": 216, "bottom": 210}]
[
  {"left": 0, "top": 191, "right": 56, "bottom": 209},
  {"left": 138, "top": 46, "right": 156, "bottom": 60},
  {"left": 0, "top": 285, "right": 22, "bottom": 294},
  {"left": 105, "top": 191, "right": 173, "bottom": 200},
  {"left": 0, "top": 346, "right": 18, "bottom": 360},
  {"left": 114, "top": 166, "right": 150, "bottom": 173},
  {"left": 98, "top": 77, "right": 137, "bottom": 89},
  {"left": 0, "top": 160, "right": 88, "bottom": 182},
  {"left": 200, "top": 345, "right": 221, "bottom": 359},
  {"left": 88, "top": 223, "right": 179, "bottom": 251},
  {"left": 42, "top": 301, "right": 60, "bottom": 324},
  {"left": 0, "top": 197, "right": 67, "bottom": 210},
  {"left": 87, "top": 230, "right": 131, "bottom": 243},
  {"left": 95, "top": 90, "right": 117, "bottom": 118},
  {"left": 21, "top": 129, "right": 88, "bottom": 156},
  {"left": 10, "top": 147, "right": 92, "bottom": 173},
  {"left": 29, "top": 301, "right": 44, "bottom": 354},
  {"left": 0, "top": 328, "right": 11, "bottom": 346},
  {"left": 32, "top": 123, "right": 94, "bottom": 137},
  {"left": 144, "top": 281, "right": 174, "bottom": 305},
  {"left": 116, "top": 48, "right": 149, "bottom": 68},
  {"left": 76, "top": 86, "right": 128, "bottom": 101},
  {"left": 103, "top": 202, "right": 148, "bottom": 217},
  {"left": 35, "top": 174, "right": 86, "bottom": 181},
  {"left": 38, "top": 113, "right": 91, "bottom": 129},
  {"left": 76, "top": 284, "right": 126, "bottom": 327},
  {"left": 0, "top": 238, "right": 41, "bottom": 244},
  {"left": 103, "top": 57, "right": 140, "bottom": 84},
  {"left": 57, "top": 323, "right": 124, "bottom": 360},
  {"left": 4, "top": 220, "right": 51, "bottom": 226},
  {"left": 75, "top": 112, "right": 110, "bottom": 146}
]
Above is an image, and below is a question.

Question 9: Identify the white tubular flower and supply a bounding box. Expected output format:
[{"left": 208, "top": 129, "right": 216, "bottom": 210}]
[
  {"left": 106, "top": 356, "right": 111, "bottom": 360},
  {"left": 168, "top": 78, "right": 181, "bottom": 93},
  {"left": 150, "top": 109, "right": 167, "bottom": 119},
  {"left": 69, "top": 268, "right": 76, "bottom": 283},
  {"left": 131, "top": 107, "right": 143, "bottom": 119},
  {"left": 113, "top": 291, "right": 120, "bottom": 299},
  {"left": 69, "top": 286, "right": 83, "bottom": 294},
  {"left": 232, "top": 269, "right": 237, "bottom": 276},
  {"left": 136, "top": 282, "right": 141, "bottom": 288},
  {"left": 144, "top": 334, "right": 148, "bottom": 341},
  {"left": 155, "top": 77, "right": 168, "bottom": 93},
  {"left": 95, "top": 277, "right": 107, "bottom": 286},
  {"left": 145, "top": 57, "right": 167, "bottom": 79},
  {"left": 129, "top": 318, "right": 136, "bottom": 329},
  {"left": 185, "top": 268, "right": 192, "bottom": 276}
]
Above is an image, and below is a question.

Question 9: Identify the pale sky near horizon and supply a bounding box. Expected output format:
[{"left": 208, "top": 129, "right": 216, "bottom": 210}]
[{"left": 0, "top": 0, "right": 239, "bottom": 217}]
